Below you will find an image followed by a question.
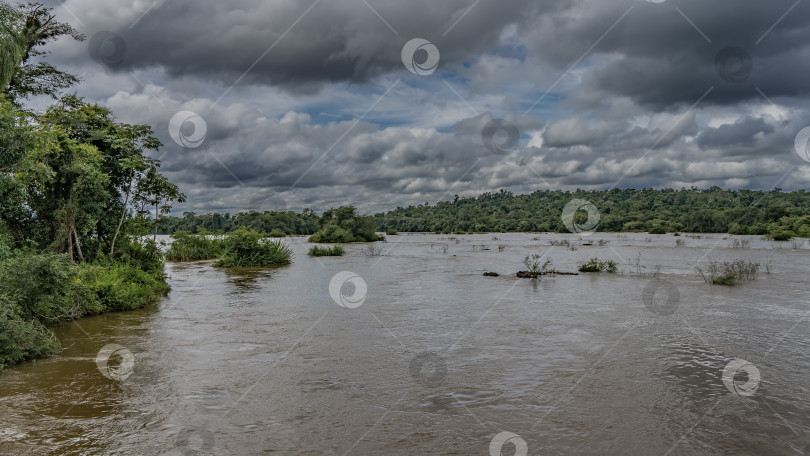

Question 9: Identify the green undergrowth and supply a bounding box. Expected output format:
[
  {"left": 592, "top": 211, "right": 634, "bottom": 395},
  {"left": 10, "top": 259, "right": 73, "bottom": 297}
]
[{"left": 0, "top": 239, "right": 170, "bottom": 369}]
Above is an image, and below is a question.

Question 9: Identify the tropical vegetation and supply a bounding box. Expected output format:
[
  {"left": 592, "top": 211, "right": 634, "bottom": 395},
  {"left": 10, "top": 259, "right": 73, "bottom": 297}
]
[{"left": 0, "top": 3, "right": 182, "bottom": 369}]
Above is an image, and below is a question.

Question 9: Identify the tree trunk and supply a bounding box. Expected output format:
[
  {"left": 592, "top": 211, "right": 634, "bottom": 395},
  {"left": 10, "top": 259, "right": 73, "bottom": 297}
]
[
  {"left": 73, "top": 227, "right": 84, "bottom": 262},
  {"left": 110, "top": 170, "right": 133, "bottom": 257},
  {"left": 67, "top": 230, "right": 73, "bottom": 262},
  {"left": 153, "top": 199, "right": 159, "bottom": 242}
]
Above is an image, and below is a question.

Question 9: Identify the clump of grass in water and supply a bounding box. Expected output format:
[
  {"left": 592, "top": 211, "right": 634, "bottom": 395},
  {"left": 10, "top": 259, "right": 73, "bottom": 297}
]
[
  {"left": 165, "top": 231, "right": 224, "bottom": 261},
  {"left": 675, "top": 239, "right": 686, "bottom": 247},
  {"left": 578, "top": 258, "right": 617, "bottom": 273},
  {"left": 366, "top": 244, "right": 383, "bottom": 256},
  {"left": 214, "top": 229, "right": 293, "bottom": 267},
  {"left": 695, "top": 259, "right": 759, "bottom": 286},
  {"left": 308, "top": 245, "right": 344, "bottom": 256}
]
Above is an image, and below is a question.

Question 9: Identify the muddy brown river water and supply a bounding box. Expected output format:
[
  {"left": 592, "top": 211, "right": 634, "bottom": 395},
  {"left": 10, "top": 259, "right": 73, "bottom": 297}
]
[{"left": 1, "top": 233, "right": 809, "bottom": 455}]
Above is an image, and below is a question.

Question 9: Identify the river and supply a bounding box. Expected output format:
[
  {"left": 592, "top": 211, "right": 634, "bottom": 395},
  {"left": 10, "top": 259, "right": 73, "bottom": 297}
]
[{"left": 1, "top": 233, "right": 808, "bottom": 455}]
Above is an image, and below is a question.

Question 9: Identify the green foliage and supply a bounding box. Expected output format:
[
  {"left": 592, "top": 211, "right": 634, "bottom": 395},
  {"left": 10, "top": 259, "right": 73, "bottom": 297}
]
[
  {"left": 78, "top": 263, "right": 170, "bottom": 312},
  {"left": 0, "top": 303, "right": 60, "bottom": 370},
  {"left": 268, "top": 228, "right": 287, "bottom": 238},
  {"left": 385, "top": 229, "right": 398, "bottom": 235},
  {"left": 0, "top": 253, "right": 101, "bottom": 323},
  {"left": 309, "top": 206, "right": 382, "bottom": 243},
  {"left": 161, "top": 210, "right": 320, "bottom": 236},
  {"left": 309, "top": 224, "right": 355, "bottom": 243},
  {"left": 648, "top": 225, "right": 667, "bottom": 234},
  {"left": 1, "top": 3, "right": 84, "bottom": 100},
  {"left": 166, "top": 232, "right": 224, "bottom": 261},
  {"left": 696, "top": 259, "right": 760, "bottom": 286},
  {"left": 214, "top": 229, "right": 293, "bottom": 267},
  {"left": 578, "top": 258, "right": 618, "bottom": 273},
  {"left": 112, "top": 237, "right": 165, "bottom": 275},
  {"left": 0, "top": 8, "right": 181, "bottom": 370},
  {"left": 766, "top": 229, "right": 792, "bottom": 241},
  {"left": 308, "top": 245, "right": 345, "bottom": 256}
]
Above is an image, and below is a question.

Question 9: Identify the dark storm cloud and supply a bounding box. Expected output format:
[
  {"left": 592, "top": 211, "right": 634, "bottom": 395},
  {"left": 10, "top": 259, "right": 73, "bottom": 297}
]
[
  {"left": 526, "top": 0, "right": 810, "bottom": 109},
  {"left": 72, "top": 0, "right": 555, "bottom": 91},
  {"left": 697, "top": 116, "right": 776, "bottom": 149}
]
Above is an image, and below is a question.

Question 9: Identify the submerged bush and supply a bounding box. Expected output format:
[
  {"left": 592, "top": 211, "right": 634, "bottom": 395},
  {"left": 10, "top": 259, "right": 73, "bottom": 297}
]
[
  {"left": 166, "top": 231, "right": 224, "bottom": 261},
  {"left": 696, "top": 259, "right": 760, "bottom": 286},
  {"left": 215, "top": 229, "right": 293, "bottom": 267},
  {"left": 578, "top": 258, "right": 618, "bottom": 273},
  {"left": 308, "top": 245, "right": 344, "bottom": 256}
]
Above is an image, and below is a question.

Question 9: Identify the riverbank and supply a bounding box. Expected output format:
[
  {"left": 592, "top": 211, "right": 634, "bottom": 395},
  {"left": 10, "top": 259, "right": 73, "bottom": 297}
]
[{"left": 0, "top": 238, "right": 170, "bottom": 370}]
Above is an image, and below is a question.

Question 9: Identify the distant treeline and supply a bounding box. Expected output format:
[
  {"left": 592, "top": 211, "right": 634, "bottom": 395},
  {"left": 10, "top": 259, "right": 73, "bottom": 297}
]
[{"left": 163, "top": 187, "right": 810, "bottom": 238}]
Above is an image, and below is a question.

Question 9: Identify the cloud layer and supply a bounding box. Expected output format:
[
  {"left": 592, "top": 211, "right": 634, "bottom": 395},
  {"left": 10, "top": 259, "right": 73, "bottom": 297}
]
[{"left": 37, "top": 0, "right": 810, "bottom": 213}]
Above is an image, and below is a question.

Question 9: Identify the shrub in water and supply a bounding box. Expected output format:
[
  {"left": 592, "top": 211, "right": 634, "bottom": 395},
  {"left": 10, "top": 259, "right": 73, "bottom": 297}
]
[
  {"left": 215, "top": 229, "right": 293, "bottom": 267},
  {"left": 308, "top": 245, "right": 345, "bottom": 256},
  {"left": 578, "top": 258, "right": 618, "bottom": 273},
  {"left": 696, "top": 259, "right": 759, "bottom": 286}
]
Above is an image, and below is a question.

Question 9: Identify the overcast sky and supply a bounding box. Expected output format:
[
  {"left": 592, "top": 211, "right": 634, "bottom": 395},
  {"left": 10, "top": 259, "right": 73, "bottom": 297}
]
[{"left": 33, "top": 0, "right": 810, "bottom": 214}]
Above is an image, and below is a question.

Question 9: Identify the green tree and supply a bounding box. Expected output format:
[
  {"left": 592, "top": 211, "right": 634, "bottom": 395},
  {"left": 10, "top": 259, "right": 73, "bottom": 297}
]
[{"left": 2, "top": 3, "right": 84, "bottom": 100}]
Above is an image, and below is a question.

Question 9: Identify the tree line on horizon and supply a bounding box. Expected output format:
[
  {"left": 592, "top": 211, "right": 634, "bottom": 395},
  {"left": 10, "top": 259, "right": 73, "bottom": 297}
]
[{"left": 162, "top": 187, "right": 810, "bottom": 239}]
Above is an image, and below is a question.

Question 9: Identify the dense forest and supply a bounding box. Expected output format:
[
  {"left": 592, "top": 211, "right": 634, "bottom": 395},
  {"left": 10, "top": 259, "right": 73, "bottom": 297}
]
[
  {"left": 0, "top": 4, "right": 182, "bottom": 368},
  {"left": 164, "top": 188, "right": 810, "bottom": 239}
]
